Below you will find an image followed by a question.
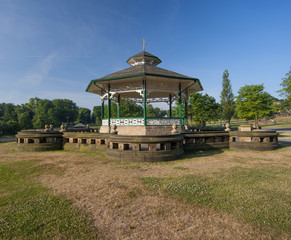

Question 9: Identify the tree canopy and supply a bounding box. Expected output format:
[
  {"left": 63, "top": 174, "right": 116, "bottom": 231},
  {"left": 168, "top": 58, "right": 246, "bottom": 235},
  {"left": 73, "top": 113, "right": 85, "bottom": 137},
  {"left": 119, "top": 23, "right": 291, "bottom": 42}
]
[
  {"left": 92, "top": 106, "right": 102, "bottom": 125},
  {"left": 52, "top": 99, "right": 78, "bottom": 125},
  {"left": 0, "top": 98, "right": 87, "bottom": 135},
  {"left": 77, "top": 108, "right": 91, "bottom": 124},
  {"left": 188, "top": 93, "right": 220, "bottom": 127},
  {"left": 236, "top": 84, "right": 273, "bottom": 126},
  {"left": 278, "top": 66, "right": 291, "bottom": 109},
  {"left": 220, "top": 70, "right": 235, "bottom": 123}
]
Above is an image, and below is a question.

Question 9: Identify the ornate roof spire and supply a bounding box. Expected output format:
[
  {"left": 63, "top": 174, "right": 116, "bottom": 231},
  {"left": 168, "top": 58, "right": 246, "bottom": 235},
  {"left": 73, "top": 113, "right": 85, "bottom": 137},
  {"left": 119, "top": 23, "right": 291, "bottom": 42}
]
[
  {"left": 142, "top": 38, "right": 145, "bottom": 51},
  {"left": 126, "top": 51, "right": 162, "bottom": 66},
  {"left": 126, "top": 40, "right": 161, "bottom": 66}
]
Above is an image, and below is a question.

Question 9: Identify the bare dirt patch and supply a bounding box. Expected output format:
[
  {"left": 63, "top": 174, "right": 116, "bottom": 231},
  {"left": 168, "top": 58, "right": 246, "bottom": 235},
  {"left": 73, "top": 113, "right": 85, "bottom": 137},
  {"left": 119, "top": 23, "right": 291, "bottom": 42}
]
[{"left": 2, "top": 142, "right": 290, "bottom": 239}]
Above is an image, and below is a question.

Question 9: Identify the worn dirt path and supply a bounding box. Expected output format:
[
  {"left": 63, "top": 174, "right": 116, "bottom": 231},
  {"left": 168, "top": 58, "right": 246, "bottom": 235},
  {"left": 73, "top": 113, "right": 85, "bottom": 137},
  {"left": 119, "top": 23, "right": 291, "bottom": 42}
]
[{"left": 1, "top": 143, "right": 290, "bottom": 239}]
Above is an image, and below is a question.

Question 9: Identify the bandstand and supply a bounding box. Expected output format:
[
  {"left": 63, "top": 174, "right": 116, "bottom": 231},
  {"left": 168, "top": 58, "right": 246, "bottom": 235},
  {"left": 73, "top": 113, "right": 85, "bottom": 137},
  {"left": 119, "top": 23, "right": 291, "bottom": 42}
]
[
  {"left": 86, "top": 50, "right": 203, "bottom": 135},
  {"left": 14, "top": 48, "right": 280, "bottom": 161}
]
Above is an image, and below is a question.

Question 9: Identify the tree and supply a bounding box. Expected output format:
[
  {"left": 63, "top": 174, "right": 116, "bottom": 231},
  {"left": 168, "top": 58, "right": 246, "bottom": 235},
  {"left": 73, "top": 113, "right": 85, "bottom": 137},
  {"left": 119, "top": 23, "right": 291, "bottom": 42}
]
[
  {"left": 52, "top": 99, "right": 78, "bottom": 125},
  {"left": 103, "top": 101, "right": 143, "bottom": 118},
  {"left": 32, "top": 99, "right": 56, "bottom": 128},
  {"left": 278, "top": 66, "right": 291, "bottom": 109},
  {"left": 188, "top": 93, "right": 220, "bottom": 127},
  {"left": 77, "top": 108, "right": 91, "bottom": 124},
  {"left": 0, "top": 120, "right": 20, "bottom": 135},
  {"left": 153, "top": 107, "right": 167, "bottom": 118},
  {"left": 121, "top": 101, "right": 143, "bottom": 117},
  {"left": 92, "top": 106, "right": 102, "bottom": 125},
  {"left": 27, "top": 97, "right": 40, "bottom": 115},
  {"left": 16, "top": 104, "right": 33, "bottom": 129},
  {"left": 220, "top": 70, "right": 235, "bottom": 123},
  {"left": 2, "top": 103, "right": 17, "bottom": 122},
  {"left": 236, "top": 84, "right": 273, "bottom": 127},
  {"left": 146, "top": 104, "right": 156, "bottom": 117},
  {"left": 103, "top": 103, "right": 117, "bottom": 118}
]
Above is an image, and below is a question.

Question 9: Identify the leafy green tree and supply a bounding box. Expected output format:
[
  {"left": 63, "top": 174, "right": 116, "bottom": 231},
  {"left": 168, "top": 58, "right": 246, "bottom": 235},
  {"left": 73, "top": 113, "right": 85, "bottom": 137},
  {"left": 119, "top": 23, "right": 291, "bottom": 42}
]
[
  {"left": 0, "top": 103, "right": 5, "bottom": 120},
  {"left": 146, "top": 104, "right": 167, "bottom": 118},
  {"left": 121, "top": 101, "right": 143, "bottom": 117},
  {"left": 32, "top": 99, "right": 56, "bottom": 128},
  {"left": 220, "top": 70, "right": 235, "bottom": 123},
  {"left": 18, "top": 112, "right": 32, "bottom": 129},
  {"left": 103, "top": 101, "right": 143, "bottom": 118},
  {"left": 2, "top": 103, "right": 17, "bottom": 122},
  {"left": 6, "top": 120, "right": 21, "bottom": 134},
  {"left": 52, "top": 99, "right": 78, "bottom": 125},
  {"left": 278, "top": 66, "right": 291, "bottom": 109},
  {"left": 146, "top": 104, "right": 156, "bottom": 117},
  {"left": 188, "top": 93, "right": 220, "bottom": 127},
  {"left": 0, "top": 120, "right": 20, "bottom": 135},
  {"left": 236, "top": 84, "right": 273, "bottom": 127},
  {"left": 92, "top": 106, "right": 102, "bottom": 125},
  {"left": 0, "top": 103, "right": 32, "bottom": 133},
  {"left": 153, "top": 107, "right": 167, "bottom": 118},
  {"left": 0, "top": 121, "right": 5, "bottom": 135},
  {"left": 27, "top": 97, "right": 40, "bottom": 115},
  {"left": 103, "top": 103, "right": 117, "bottom": 118},
  {"left": 16, "top": 104, "right": 33, "bottom": 129},
  {"left": 77, "top": 108, "right": 91, "bottom": 124}
]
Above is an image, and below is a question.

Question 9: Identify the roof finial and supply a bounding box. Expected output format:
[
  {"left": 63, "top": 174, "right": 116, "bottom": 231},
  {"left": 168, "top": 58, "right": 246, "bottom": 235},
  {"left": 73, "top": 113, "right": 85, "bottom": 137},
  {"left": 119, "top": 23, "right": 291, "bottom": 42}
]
[{"left": 142, "top": 38, "right": 145, "bottom": 51}]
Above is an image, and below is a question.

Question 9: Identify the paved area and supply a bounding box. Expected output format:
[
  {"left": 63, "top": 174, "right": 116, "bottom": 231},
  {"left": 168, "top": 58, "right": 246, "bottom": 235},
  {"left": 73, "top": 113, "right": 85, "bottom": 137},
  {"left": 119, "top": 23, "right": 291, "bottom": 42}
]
[
  {"left": 264, "top": 127, "right": 291, "bottom": 143},
  {"left": 0, "top": 137, "right": 15, "bottom": 143}
]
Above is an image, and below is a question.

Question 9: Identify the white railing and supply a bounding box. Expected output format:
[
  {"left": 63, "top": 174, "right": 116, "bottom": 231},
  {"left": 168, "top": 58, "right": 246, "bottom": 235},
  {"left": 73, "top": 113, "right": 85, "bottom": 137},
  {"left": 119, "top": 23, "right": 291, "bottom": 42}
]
[
  {"left": 147, "top": 118, "right": 180, "bottom": 126},
  {"left": 102, "top": 118, "right": 144, "bottom": 126},
  {"left": 102, "top": 118, "right": 182, "bottom": 126}
]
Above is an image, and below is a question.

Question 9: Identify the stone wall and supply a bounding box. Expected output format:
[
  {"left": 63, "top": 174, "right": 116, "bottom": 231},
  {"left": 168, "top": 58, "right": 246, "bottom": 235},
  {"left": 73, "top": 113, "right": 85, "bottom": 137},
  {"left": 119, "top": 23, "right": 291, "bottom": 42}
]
[
  {"left": 15, "top": 126, "right": 280, "bottom": 161},
  {"left": 62, "top": 132, "right": 107, "bottom": 152},
  {"left": 15, "top": 131, "right": 63, "bottom": 152},
  {"left": 100, "top": 125, "right": 175, "bottom": 135},
  {"left": 183, "top": 132, "right": 230, "bottom": 152},
  {"left": 229, "top": 130, "right": 279, "bottom": 151},
  {"left": 106, "top": 134, "right": 184, "bottom": 162}
]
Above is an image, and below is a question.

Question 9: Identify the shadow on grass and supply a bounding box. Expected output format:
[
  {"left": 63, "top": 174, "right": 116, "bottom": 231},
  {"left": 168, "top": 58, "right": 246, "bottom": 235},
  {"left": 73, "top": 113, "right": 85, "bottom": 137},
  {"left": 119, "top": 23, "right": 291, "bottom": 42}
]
[
  {"left": 278, "top": 141, "right": 291, "bottom": 149},
  {"left": 182, "top": 148, "right": 225, "bottom": 159}
]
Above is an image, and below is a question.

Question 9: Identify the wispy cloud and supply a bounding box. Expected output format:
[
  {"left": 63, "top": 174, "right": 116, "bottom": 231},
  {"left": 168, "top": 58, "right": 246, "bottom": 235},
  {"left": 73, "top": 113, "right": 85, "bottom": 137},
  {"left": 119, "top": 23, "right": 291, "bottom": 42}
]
[{"left": 19, "top": 53, "right": 57, "bottom": 86}]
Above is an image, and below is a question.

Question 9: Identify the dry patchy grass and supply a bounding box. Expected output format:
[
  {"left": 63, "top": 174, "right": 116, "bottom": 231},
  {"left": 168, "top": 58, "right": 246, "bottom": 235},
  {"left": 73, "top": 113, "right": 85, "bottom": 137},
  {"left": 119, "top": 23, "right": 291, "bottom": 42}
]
[{"left": 0, "top": 142, "right": 290, "bottom": 239}]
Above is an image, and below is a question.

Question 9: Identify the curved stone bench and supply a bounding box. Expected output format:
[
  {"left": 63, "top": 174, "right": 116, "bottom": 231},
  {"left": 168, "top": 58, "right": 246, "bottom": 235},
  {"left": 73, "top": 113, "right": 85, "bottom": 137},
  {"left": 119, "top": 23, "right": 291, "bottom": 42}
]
[
  {"left": 63, "top": 132, "right": 108, "bottom": 151},
  {"left": 106, "top": 134, "right": 184, "bottom": 162},
  {"left": 183, "top": 131, "right": 229, "bottom": 151},
  {"left": 16, "top": 131, "right": 63, "bottom": 152},
  {"left": 229, "top": 130, "right": 279, "bottom": 151}
]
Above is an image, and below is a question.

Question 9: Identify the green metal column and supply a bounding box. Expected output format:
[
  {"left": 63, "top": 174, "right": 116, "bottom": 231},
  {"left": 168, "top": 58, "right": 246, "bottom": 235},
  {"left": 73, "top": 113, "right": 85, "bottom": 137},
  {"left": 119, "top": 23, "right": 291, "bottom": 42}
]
[
  {"left": 108, "top": 84, "right": 111, "bottom": 133},
  {"left": 179, "top": 83, "right": 182, "bottom": 132},
  {"left": 117, "top": 94, "right": 120, "bottom": 118},
  {"left": 101, "top": 100, "right": 104, "bottom": 120},
  {"left": 184, "top": 98, "right": 188, "bottom": 126},
  {"left": 143, "top": 80, "right": 147, "bottom": 126},
  {"left": 169, "top": 94, "right": 172, "bottom": 118}
]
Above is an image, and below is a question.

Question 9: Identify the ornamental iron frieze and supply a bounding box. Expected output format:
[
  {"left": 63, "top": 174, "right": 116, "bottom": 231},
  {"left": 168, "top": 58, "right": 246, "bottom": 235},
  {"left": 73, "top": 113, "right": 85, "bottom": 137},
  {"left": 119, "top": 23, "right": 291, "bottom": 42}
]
[
  {"left": 102, "top": 118, "right": 144, "bottom": 126},
  {"left": 102, "top": 118, "right": 182, "bottom": 126},
  {"left": 147, "top": 118, "right": 181, "bottom": 126}
]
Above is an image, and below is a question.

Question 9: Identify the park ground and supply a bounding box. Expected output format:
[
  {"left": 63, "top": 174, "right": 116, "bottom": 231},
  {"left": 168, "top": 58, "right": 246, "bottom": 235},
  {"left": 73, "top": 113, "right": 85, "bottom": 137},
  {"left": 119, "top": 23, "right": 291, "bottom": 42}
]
[{"left": 0, "top": 118, "right": 291, "bottom": 239}]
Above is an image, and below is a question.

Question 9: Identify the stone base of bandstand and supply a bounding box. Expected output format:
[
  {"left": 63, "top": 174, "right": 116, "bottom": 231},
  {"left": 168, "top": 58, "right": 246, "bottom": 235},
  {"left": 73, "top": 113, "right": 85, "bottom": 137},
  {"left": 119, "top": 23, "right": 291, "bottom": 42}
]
[
  {"left": 100, "top": 125, "right": 184, "bottom": 135},
  {"left": 15, "top": 126, "right": 280, "bottom": 163}
]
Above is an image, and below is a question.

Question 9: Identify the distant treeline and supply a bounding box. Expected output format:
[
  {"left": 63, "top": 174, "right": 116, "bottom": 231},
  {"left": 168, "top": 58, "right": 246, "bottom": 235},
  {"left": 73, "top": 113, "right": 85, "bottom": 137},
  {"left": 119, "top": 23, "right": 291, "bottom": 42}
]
[
  {"left": 0, "top": 97, "right": 168, "bottom": 135},
  {"left": 0, "top": 86, "right": 287, "bottom": 136}
]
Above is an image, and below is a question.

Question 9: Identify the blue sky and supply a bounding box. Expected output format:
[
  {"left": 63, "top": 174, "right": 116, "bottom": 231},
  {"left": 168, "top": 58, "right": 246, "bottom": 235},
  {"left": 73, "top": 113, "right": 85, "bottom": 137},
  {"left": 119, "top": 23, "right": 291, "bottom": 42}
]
[{"left": 0, "top": 0, "right": 290, "bottom": 111}]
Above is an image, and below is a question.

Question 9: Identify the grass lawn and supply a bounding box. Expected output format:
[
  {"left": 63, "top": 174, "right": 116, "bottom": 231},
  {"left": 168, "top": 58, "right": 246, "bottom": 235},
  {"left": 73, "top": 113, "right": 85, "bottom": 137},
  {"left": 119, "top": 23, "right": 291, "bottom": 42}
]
[
  {"left": 0, "top": 141, "right": 290, "bottom": 239},
  {"left": 0, "top": 159, "right": 99, "bottom": 239},
  {"left": 141, "top": 166, "right": 290, "bottom": 235}
]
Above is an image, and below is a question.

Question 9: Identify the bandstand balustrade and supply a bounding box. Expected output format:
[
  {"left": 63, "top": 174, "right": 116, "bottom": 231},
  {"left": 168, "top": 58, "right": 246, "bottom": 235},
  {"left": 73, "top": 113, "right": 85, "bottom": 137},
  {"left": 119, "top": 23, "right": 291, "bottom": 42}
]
[
  {"left": 105, "top": 134, "right": 184, "bottom": 162},
  {"left": 102, "top": 117, "right": 183, "bottom": 126}
]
